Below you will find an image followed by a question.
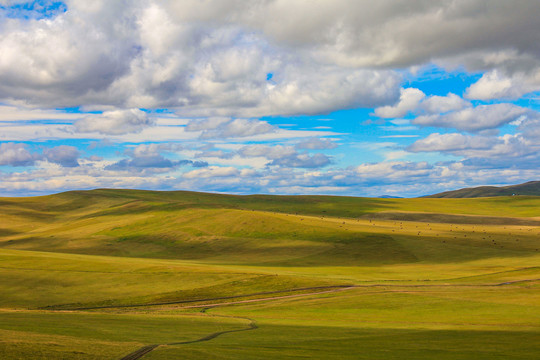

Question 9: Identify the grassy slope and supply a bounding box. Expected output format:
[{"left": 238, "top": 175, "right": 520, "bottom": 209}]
[
  {"left": 2, "top": 189, "right": 540, "bottom": 265},
  {"left": 426, "top": 180, "right": 540, "bottom": 198},
  {"left": 153, "top": 283, "right": 540, "bottom": 360},
  {"left": 1, "top": 189, "right": 540, "bottom": 359},
  {"left": 0, "top": 311, "right": 247, "bottom": 359}
]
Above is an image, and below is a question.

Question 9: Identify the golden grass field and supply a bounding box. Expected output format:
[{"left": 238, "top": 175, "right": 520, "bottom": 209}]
[{"left": 1, "top": 189, "right": 539, "bottom": 359}]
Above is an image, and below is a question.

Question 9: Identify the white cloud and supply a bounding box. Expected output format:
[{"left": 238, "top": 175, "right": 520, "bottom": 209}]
[
  {"left": 519, "top": 117, "right": 540, "bottom": 143},
  {"left": 355, "top": 161, "right": 433, "bottom": 180},
  {"left": 0, "top": 1, "right": 404, "bottom": 117},
  {"left": 75, "top": 109, "right": 153, "bottom": 135},
  {"left": 43, "top": 145, "right": 80, "bottom": 167},
  {"left": 420, "top": 93, "right": 471, "bottom": 114},
  {"left": 129, "top": 143, "right": 183, "bottom": 157},
  {"left": 465, "top": 69, "right": 540, "bottom": 100},
  {"left": 0, "top": 105, "right": 81, "bottom": 122},
  {"left": 269, "top": 153, "right": 331, "bottom": 168},
  {"left": 408, "top": 133, "right": 497, "bottom": 153},
  {"left": 413, "top": 103, "right": 529, "bottom": 132},
  {"left": 1, "top": 0, "right": 540, "bottom": 115},
  {"left": 374, "top": 88, "right": 425, "bottom": 118},
  {"left": 183, "top": 166, "right": 240, "bottom": 179},
  {"left": 407, "top": 132, "right": 540, "bottom": 169},
  {"left": 238, "top": 145, "right": 296, "bottom": 159},
  {"left": 184, "top": 117, "right": 230, "bottom": 132},
  {"left": 105, "top": 142, "right": 204, "bottom": 172},
  {"left": 295, "top": 137, "right": 338, "bottom": 150},
  {"left": 375, "top": 90, "right": 472, "bottom": 120},
  {"left": 186, "top": 118, "right": 275, "bottom": 139},
  {"left": 238, "top": 144, "right": 331, "bottom": 168},
  {"left": 0, "top": 142, "right": 40, "bottom": 166},
  {"left": 3, "top": 1, "right": 540, "bottom": 197}
]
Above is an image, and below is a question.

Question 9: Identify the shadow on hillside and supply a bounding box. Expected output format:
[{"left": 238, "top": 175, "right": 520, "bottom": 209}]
[
  {"left": 75, "top": 195, "right": 397, "bottom": 220},
  {"left": 0, "top": 228, "right": 21, "bottom": 237},
  {"left": 362, "top": 212, "right": 540, "bottom": 225}
]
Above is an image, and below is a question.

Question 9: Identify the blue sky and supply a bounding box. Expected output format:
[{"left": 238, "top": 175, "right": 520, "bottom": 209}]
[{"left": 1, "top": 1, "right": 540, "bottom": 197}]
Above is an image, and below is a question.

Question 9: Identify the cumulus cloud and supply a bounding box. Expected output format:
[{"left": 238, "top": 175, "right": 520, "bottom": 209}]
[
  {"left": 408, "top": 133, "right": 497, "bottom": 153},
  {"left": 465, "top": 69, "right": 540, "bottom": 100},
  {"left": 376, "top": 89, "right": 472, "bottom": 116},
  {"left": 0, "top": 1, "right": 402, "bottom": 116},
  {"left": 43, "top": 145, "right": 79, "bottom": 167},
  {"left": 0, "top": 143, "right": 82, "bottom": 168},
  {"left": 129, "top": 143, "right": 183, "bottom": 158},
  {"left": 269, "top": 153, "right": 331, "bottom": 168},
  {"left": 374, "top": 88, "right": 425, "bottom": 118},
  {"left": 0, "top": 142, "right": 40, "bottom": 166},
  {"left": 412, "top": 103, "right": 529, "bottom": 132},
  {"left": 407, "top": 131, "right": 540, "bottom": 171},
  {"left": 238, "top": 144, "right": 331, "bottom": 168},
  {"left": 184, "top": 117, "right": 230, "bottom": 132},
  {"left": 295, "top": 137, "right": 338, "bottom": 150},
  {"left": 0, "top": 105, "right": 81, "bottom": 122},
  {"left": 194, "top": 149, "right": 234, "bottom": 160},
  {"left": 105, "top": 142, "right": 204, "bottom": 172},
  {"left": 0, "top": 2, "right": 138, "bottom": 106},
  {"left": 183, "top": 166, "right": 240, "bottom": 179},
  {"left": 355, "top": 161, "right": 433, "bottom": 181},
  {"left": 164, "top": 1, "right": 540, "bottom": 70},
  {"left": 75, "top": 109, "right": 153, "bottom": 135},
  {"left": 420, "top": 93, "right": 471, "bottom": 114},
  {"left": 1, "top": 0, "right": 540, "bottom": 114},
  {"left": 106, "top": 157, "right": 207, "bottom": 171},
  {"left": 186, "top": 118, "right": 275, "bottom": 139},
  {"left": 374, "top": 90, "right": 471, "bottom": 123},
  {"left": 238, "top": 145, "right": 296, "bottom": 159},
  {"left": 4, "top": 1, "right": 540, "bottom": 197},
  {"left": 107, "top": 156, "right": 174, "bottom": 170}
]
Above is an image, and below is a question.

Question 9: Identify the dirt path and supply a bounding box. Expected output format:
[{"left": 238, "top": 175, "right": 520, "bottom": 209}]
[
  {"left": 167, "top": 313, "right": 258, "bottom": 345},
  {"left": 174, "top": 286, "right": 356, "bottom": 309},
  {"left": 117, "top": 286, "right": 354, "bottom": 360},
  {"left": 119, "top": 313, "right": 257, "bottom": 360},
  {"left": 119, "top": 344, "right": 159, "bottom": 360},
  {"left": 95, "top": 278, "right": 540, "bottom": 360},
  {"left": 58, "top": 285, "right": 352, "bottom": 311}
]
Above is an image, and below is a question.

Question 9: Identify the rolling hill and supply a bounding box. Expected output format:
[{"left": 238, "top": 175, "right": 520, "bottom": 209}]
[
  {"left": 426, "top": 180, "right": 540, "bottom": 198},
  {"left": 1, "top": 188, "right": 540, "bottom": 265},
  {"left": 1, "top": 188, "right": 540, "bottom": 359}
]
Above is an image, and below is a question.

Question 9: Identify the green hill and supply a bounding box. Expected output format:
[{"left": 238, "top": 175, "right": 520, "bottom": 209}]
[
  {"left": 1, "top": 189, "right": 540, "bottom": 359},
  {"left": 1, "top": 188, "right": 540, "bottom": 266},
  {"left": 426, "top": 180, "right": 540, "bottom": 198}
]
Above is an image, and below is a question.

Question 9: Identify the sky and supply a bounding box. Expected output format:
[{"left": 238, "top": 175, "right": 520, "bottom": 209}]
[{"left": 1, "top": 1, "right": 540, "bottom": 197}]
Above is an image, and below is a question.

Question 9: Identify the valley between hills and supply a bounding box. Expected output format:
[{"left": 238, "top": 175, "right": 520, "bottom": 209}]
[{"left": 1, "top": 189, "right": 540, "bottom": 359}]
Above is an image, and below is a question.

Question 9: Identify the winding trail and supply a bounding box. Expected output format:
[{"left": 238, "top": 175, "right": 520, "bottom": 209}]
[
  {"left": 120, "top": 345, "right": 159, "bottom": 360},
  {"left": 58, "top": 285, "right": 352, "bottom": 311},
  {"left": 167, "top": 313, "right": 258, "bottom": 345},
  {"left": 120, "top": 314, "right": 257, "bottom": 360},
  {"left": 117, "top": 286, "right": 354, "bottom": 360},
  {"left": 104, "top": 278, "right": 540, "bottom": 360},
  {"left": 173, "top": 286, "right": 356, "bottom": 309}
]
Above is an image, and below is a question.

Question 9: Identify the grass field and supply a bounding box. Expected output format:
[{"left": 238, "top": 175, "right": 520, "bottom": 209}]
[{"left": 1, "top": 189, "right": 539, "bottom": 359}]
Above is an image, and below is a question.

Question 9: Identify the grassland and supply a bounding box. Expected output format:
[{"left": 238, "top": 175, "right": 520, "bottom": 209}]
[{"left": 1, "top": 189, "right": 539, "bottom": 359}]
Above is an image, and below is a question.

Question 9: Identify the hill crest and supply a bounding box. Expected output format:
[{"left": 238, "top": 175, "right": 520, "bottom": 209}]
[{"left": 425, "top": 181, "right": 540, "bottom": 198}]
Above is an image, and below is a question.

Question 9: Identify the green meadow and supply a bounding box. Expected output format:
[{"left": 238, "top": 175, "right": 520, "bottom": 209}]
[{"left": 1, "top": 189, "right": 539, "bottom": 359}]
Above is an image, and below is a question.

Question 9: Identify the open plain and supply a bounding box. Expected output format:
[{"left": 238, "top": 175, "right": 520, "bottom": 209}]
[{"left": 1, "top": 189, "right": 539, "bottom": 359}]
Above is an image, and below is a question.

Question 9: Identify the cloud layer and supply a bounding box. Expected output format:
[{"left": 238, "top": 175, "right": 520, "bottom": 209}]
[{"left": 3, "top": 1, "right": 540, "bottom": 115}]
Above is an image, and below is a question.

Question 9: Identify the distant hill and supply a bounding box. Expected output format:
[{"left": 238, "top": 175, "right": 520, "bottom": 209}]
[
  {"left": 2, "top": 187, "right": 540, "bottom": 266},
  {"left": 426, "top": 181, "right": 540, "bottom": 198}
]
